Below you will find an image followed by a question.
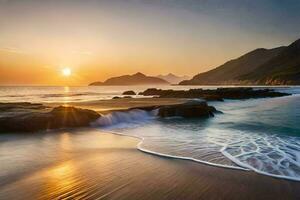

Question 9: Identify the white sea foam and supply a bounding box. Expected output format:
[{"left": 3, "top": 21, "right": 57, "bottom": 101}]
[
  {"left": 106, "top": 126, "right": 300, "bottom": 181},
  {"left": 91, "top": 93, "right": 300, "bottom": 182},
  {"left": 105, "top": 130, "right": 248, "bottom": 171}
]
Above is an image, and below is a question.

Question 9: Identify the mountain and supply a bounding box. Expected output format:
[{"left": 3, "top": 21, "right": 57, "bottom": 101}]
[
  {"left": 156, "top": 73, "right": 190, "bottom": 84},
  {"left": 180, "top": 38, "right": 300, "bottom": 85},
  {"left": 89, "top": 72, "right": 170, "bottom": 86},
  {"left": 239, "top": 39, "right": 300, "bottom": 85}
]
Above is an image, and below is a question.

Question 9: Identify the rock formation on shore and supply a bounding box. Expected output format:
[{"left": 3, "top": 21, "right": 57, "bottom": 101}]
[
  {"left": 157, "top": 101, "right": 217, "bottom": 118},
  {"left": 0, "top": 104, "right": 100, "bottom": 132},
  {"left": 131, "top": 100, "right": 219, "bottom": 118},
  {"left": 139, "top": 87, "right": 290, "bottom": 101},
  {"left": 0, "top": 100, "right": 220, "bottom": 133}
]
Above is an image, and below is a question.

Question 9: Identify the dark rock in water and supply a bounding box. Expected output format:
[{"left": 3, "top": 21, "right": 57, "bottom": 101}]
[
  {"left": 122, "top": 90, "right": 136, "bottom": 95},
  {"left": 49, "top": 106, "right": 101, "bottom": 127},
  {"left": 138, "top": 88, "right": 165, "bottom": 96},
  {"left": 112, "top": 96, "right": 132, "bottom": 99},
  {"left": 0, "top": 106, "right": 101, "bottom": 133},
  {"left": 132, "top": 100, "right": 219, "bottom": 118},
  {"left": 157, "top": 101, "right": 217, "bottom": 118},
  {"left": 139, "top": 87, "right": 290, "bottom": 100}
]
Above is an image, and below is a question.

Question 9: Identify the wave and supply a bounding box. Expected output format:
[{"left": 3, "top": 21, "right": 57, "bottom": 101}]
[
  {"left": 42, "top": 92, "right": 103, "bottom": 98},
  {"left": 91, "top": 107, "right": 300, "bottom": 182},
  {"left": 91, "top": 109, "right": 158, "bottom": 128},
  {"left": 105, "top": 129, "right": 300, "bottom": 182},
  {"left": 104, "top": 130, "right": 248, "bottom": 171}
]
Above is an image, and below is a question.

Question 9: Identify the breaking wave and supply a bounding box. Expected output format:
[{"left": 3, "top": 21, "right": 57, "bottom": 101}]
[{"left": 91, "top": 109, "right": 158, "bottom": 128}]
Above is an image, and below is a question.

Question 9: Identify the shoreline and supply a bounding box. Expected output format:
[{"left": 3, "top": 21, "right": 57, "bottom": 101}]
[
  {"left": 1, "top": 129, "right": 300, "bottom": 200},
  {"left": 2, "top": 95, "right": 300, "bottom": 182},
  {"left": 104, "top": 130, "right": 300, "bottom": 182}
]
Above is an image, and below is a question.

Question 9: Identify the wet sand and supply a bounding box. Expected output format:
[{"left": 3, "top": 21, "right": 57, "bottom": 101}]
[{"left": 0, "top": 130, "right": 299, "bottom": 200}]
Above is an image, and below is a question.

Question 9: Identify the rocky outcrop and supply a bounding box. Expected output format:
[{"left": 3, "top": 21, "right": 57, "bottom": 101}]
[
  {"left": 139, "top": 87, "right": 290, "bottom": 101},
  {"left": 122, "top": 90, "right": 136, "bottom": 95},
  {"left": 157, "top": 101, "right": 217, "bottom": 118},
  {"left": 131, "top": 100, "right": 219, "bottom": 118},
  {"left": 0, "top": 105, "right": 101, "bottom": 133},
  {"left": 112, "top": 96, "right": 133, "bottom": 99}
]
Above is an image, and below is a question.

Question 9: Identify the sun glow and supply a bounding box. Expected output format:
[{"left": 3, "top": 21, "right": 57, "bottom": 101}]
[{"left": 62, "top": 68, "right": 72, "bottom": 77}]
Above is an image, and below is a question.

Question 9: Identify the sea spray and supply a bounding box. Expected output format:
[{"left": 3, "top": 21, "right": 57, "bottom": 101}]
[{"left": 91, "top": 109, "right": 158, "bottom": 128}]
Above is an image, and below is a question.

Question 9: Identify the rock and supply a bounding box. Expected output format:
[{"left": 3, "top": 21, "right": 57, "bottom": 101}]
[
  {"left": 139, "top": 88, "right": 168, "bottom": 96},
  {"left": 0, "top": 106, "right": 101, "bottom": 133},
  {"left": 122, "top": 90, "right": 136, "bottom": 95},
  {"left": 139, "top": 87, "right": 290, "bottom": 100},
  {"left": 112, "top": 96, "right": 132, "bottom": 99},
  {"left": 157, "top": 101, "right": 217, "bottom": 118},
  {"left": 132, "top": 100, "right": 219, "bottom": 118}
]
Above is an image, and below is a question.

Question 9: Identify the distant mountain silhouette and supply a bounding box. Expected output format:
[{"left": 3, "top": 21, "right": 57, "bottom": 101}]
[
  {"left": 180, "top": 38, "right": 300, "bottom": 85},
  {"left": 157, "top": 73, "right": 190, "bottom": 84},
  {"left": 89, "top": 72, "right": 169, "bottom": 86}
]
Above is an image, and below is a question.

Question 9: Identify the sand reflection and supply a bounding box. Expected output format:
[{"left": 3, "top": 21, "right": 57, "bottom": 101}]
[{"left": 42, "top": 161, "right": 85, "bottom": 199}]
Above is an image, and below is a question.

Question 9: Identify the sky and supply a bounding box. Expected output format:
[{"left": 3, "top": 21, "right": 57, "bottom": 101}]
[{"left": 0, "top": 0, "right": 300, "bottom": 85}]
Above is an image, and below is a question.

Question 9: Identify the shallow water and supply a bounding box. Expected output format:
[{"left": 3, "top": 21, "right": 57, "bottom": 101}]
[
  {"left": 0, "top": 85, "right": 286, "bottom": 103},
  {"left": 93, "top": 87, "right": 300, "bottom": 181},
  {"left": 0, "top": 85, "right": 226, "bottom": 103}
]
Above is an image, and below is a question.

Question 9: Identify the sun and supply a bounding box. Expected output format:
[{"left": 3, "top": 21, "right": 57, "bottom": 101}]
[{"left": 62, "top": 68, "right": 72, "bottom": 77}]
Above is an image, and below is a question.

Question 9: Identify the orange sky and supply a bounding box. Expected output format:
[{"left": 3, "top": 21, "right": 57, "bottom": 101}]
[{"left": 0, "top": 0, "right": 299, "bottom": 86}]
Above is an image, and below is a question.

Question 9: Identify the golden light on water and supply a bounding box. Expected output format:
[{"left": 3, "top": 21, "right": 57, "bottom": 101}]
[{"left": 62, "top": 68, "right": 72, "bottom": 77}]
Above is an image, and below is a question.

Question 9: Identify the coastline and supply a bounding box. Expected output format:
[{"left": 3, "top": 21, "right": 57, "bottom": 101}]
[{"left": 0, "top": 129, "right": 299, "bottom": 200}]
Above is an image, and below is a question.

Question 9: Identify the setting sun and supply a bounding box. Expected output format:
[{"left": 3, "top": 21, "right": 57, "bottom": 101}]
[{"left": 62, "top": 68, "right": 72, "bottom": 77}]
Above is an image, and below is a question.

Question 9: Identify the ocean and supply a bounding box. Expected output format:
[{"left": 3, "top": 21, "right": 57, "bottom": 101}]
[{"left": 0, "top": 86, "right": 300, "bottom": 181}]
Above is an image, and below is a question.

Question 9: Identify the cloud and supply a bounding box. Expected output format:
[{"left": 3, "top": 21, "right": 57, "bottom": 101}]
[{"left": 0, "top": 47, "right": 26, "bottom": 54}]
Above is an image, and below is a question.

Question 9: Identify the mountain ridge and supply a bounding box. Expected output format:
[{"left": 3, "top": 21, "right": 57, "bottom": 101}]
[
  {"left": 89, "top": 72, "right": 169, "bottom": 86},
  {"left": 180, "top": 38, "right": 300, "bottom": 85}
]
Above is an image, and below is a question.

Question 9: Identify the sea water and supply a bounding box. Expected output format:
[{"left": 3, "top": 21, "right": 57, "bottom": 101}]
[
  {"left": 1, "top": 86, "right": 300, "bottom": 181},
  {"left": 93, "top": 87, "right": 300, "bottom": 181}
]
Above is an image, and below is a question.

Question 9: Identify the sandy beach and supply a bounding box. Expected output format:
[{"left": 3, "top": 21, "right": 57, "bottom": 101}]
[{"left": 0, "top": 129, "right": 299, "bottom": 200}]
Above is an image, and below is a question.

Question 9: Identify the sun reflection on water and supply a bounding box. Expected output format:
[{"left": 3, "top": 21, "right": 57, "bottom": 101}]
[{"left": 63, "top": 86, "right": 70, "bottom": 105}]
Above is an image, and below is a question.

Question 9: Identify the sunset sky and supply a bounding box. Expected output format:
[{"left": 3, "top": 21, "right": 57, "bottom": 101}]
[{"left": 1, "top": 0, "right": 300, "bottom": 85}]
